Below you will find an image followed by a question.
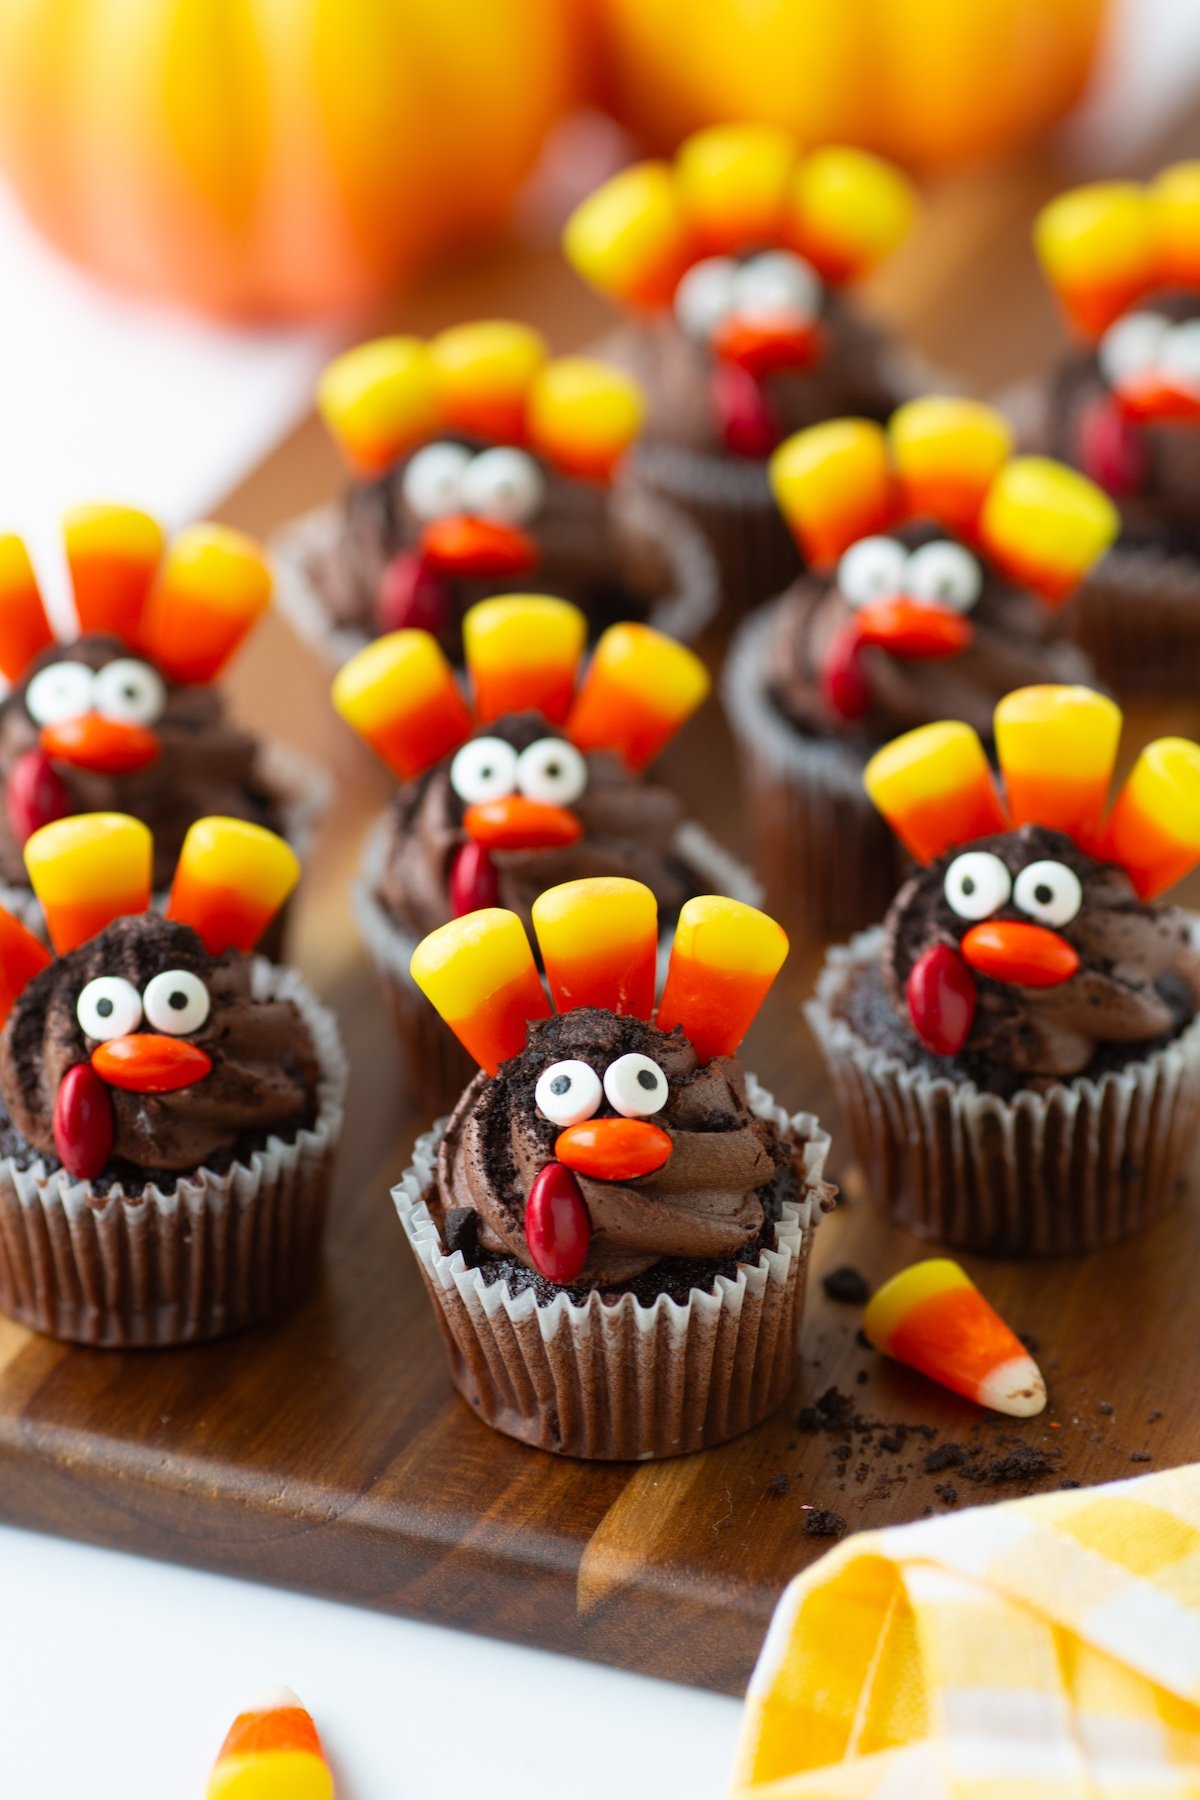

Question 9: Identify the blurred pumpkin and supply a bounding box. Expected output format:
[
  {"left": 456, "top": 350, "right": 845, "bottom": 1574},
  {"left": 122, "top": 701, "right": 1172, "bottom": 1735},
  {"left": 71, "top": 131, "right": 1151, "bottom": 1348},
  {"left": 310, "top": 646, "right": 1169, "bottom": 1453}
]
[
  {"left": 0, "top": 0, "right": 578, "bottom": 320},
  {"left": 589, "top": 0, "right": 1109, "bottom": 172}
]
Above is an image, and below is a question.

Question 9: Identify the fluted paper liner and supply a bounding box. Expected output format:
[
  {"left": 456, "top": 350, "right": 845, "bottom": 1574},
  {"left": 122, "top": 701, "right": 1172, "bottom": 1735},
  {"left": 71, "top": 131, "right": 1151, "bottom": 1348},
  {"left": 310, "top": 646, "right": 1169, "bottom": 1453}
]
[
  {"left": 0, "top": 961, "right": 347, "bottom": 1346},
  {"left": 394, "top": 1083, "right": 832, "bottom": 1460},
  {"left": 1068, "top": 543, "right": 1200, "bottom": 699},
  {"left": 808, "top": 928, "right": 1200, "bottom": 1256}
]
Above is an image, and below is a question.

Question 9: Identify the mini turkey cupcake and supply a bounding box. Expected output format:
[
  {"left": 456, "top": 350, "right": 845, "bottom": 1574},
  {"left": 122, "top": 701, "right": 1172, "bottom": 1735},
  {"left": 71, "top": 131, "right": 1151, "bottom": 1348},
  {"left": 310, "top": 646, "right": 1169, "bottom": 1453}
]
[
  {"left": 1023, "top": 163, "right": 1200, "bottom": 693},
  {"left": 723, "top": 398, "right": 1118, "bottom": 933},
  {"left": 807, "top": 684, "right": 1200, "bottom": 1255},
  {"left": 564, "top": 126, "right": 919, "bottom": 614},
  {"left": 276, "top": 321, "right": 717, "bottom": 667},
  {"left": 0, "top": 507, "right": 324, "bottom": 933},
  {"left": 0, "top": 812, "right": 345, "bottom": 1344},
  {"left": 332, "top": 594, "right": 755, "bottom": 1112},
  {"left": 395, "top": 876, "right": 833, "bottom": 1459}
]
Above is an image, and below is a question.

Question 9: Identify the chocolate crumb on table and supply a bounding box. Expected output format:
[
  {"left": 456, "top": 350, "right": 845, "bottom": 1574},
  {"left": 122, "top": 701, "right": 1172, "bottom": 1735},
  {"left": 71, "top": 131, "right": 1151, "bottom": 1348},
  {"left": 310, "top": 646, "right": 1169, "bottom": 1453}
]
[
  {"left": 768, "top": 1472, "right": 791, "bottom": 1497},
  {"left": 804, "top": 1509, "right": 846, "bottom": 1538},
  {"left": 822, "top": 1265, "right": 871, "bottom": 1305}
]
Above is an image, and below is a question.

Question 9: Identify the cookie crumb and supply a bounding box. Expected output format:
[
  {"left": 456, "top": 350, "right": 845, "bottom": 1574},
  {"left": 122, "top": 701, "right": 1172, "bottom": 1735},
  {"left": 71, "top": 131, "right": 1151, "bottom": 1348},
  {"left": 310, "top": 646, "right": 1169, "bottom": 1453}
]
[
  {"left": 822, "top": 1265, "right": 870, "bottom": 1305},
  {"left": 922, "top": 1444, "right": 965, "bottom": 1474},
  {"left": 804, "top": 1508, "right": 846, "bottom": 1538},
  {"left": 1098, "top": 1402, "right": 1114, "bottom": 1416},
  {"left": 768, "top": 1472, "right": 791, "bottom": 1497},
  {"left": 1060, "top": 1478, "right": 1081, "bottom": 1490},
  {"left": 1130, "top": 1451, "right": 1152, "bottom": 1464}
]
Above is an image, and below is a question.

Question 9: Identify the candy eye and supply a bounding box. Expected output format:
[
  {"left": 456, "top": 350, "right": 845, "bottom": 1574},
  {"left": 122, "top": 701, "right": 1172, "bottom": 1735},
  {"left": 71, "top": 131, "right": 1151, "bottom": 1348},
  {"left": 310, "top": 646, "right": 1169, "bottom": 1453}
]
[
  {"left": 732, "top": 250, "right": 821, "bottom": 322},
  {"left": 603, "top": 1052, "right": 669, "bottom": 1118},
  {"left": 92, "top": 658, "right": 166, "bottom": 726},
  {"left": 836, "top": 536, "right": 907, "bottom": 609},
  {"left": 1160, "top": 320, "right": 1200, "bottom": 397},
  {"left": 535, "top": 1059, "right": 602, "bottom": 1126},
  {"left": 449, "top": 735, "right": 519, "bottom": 804},
  {"left": 674, "top": 257, "right": 738, "bottom": 342},
  {"left": 944, "top": 851, "right": 1012, "bottom": 921},
  {"left": 402, "top": 441, "right": 472, "bottom": 521},
  {"left": 142, "top": 969, "right": 211, "bottom": 1035},
  {"left": 76, "top": 975, "right": 142, "bottom": 1041},
  {"left": 459, "top": 448, "right": 545, "bottom": 527},
  {"left": 25, "top": 660, "right": 94, "bottom": 726},
  {"left": 905, "top": 540, "right": 982, "bottom": 613},
  {"left": 516, "top": 737, "right": 588, "bottom": 806},
  {"left": 1098, "top": 311, "right": 1169, "bottom": 389},
  {"left": 1012, "top": 859, "right": 1082, "bottom": 928}
]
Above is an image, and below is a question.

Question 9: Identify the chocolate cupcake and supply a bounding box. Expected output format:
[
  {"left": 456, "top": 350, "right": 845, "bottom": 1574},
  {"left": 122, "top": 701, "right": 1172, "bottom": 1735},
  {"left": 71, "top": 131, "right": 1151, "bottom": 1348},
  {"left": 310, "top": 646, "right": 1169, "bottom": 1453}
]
[
  {"left": 0, "top": 812, "right": 345, "bottom": 1344},
  {"left": 724, "top": 399, "right": 1119, "bottom": 934},
  {"left": 563, "top": 127, "right": 920, "bottom": 614},
  {"left": 807, "top": 684, "right": 1200, "bottom": 1255},
  {"left": 1023, "top": 164, "right": 1200, "bottom": 693},
  {"left": 396, "top": 878, "right": 833, "bottom": 1459},
  {"left": 334, "top": 594, "right": 756, "bottom": 1113},
  {"left": 276, "top": 322, "right": 717, "bottom": 668},
  {"left": 0, "top": 508, "right": 324, "bottom": 935}
]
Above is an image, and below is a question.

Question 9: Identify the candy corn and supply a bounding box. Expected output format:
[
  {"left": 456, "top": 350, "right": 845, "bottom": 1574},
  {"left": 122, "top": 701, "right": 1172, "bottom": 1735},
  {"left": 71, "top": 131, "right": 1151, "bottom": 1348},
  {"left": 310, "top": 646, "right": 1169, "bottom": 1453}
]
[
  {"left": 206, "top": 1686, "right": 333, "bottom": 1800},
  {"left": 979, "top": 458, "right": 1119, "bottom": 602},
  {"left": 1103, "top": 737, "right": 1200, "bottom": 899},
  {"left": 0, "top": 535, "right": 53, "bottom": 682},
  {"left": 140, "top": 525, "right": 272, "bottom": 684},
  {"left": 888, "top": 398, "right": 1013, "bottom": 538},
  {"left": 1034, "top": 180, "right": 1155, "bottom": 338},
  {"left": 657, "top": 896, "right": 788, "bottom": 1064},
  {"left": 411, "top": 909, "right": 549, "bottom": 1075},
  {"left": 568, "top": 624, "right": 708, "bottom": 770},
  {"left": 430, "top": 320, "right": 545, "bottom": 443},
  {"left": 994, "top": 685, "right": 1123, "bottom": 844},
  {"left": 0, "top": 906, "right": 51, "bottom": 1026},
  {"left": 770, "top": 420, "right": 894, "bottom": 566},
  {"left": 676, "top": 123, "right": 793, "bottom": 253},
  {"left": 789, "top": 146, "right": 915, "bottom": 284},
  {"left": 527, "top": 358, "right": 645, "bottom": 481},
  {"left": 1151, "top": 161, "right": 1200, "bottom": 290},
  {"left": 24, "top": 813, "right": 152, "bottom": 952},
  {"left": 463, "top": 596, "right": 585, "bottom": 726},
  {"left": 331, "top": 631, "right": 471, "bottom": 780},
  {"left": 563, "top": 161, "right": 690, "bottom": 309},
  {"left": 532, "top": 877, "right": 658, "bottom": 1018},
  {"left": 865, "top": 1259, "right": 1047, "bottom": 1418},
  {"left": 864, "top": 722, "right": 1007, "bottom": 865},
  {"left": 63, "top": 504, "right": 164, "bottom": 645},
  {"left": 166, "top": 819, "right": 300, "bottom": 955},
  {"left": 317, "top": 336, "right": 440, "bottom": 474}
]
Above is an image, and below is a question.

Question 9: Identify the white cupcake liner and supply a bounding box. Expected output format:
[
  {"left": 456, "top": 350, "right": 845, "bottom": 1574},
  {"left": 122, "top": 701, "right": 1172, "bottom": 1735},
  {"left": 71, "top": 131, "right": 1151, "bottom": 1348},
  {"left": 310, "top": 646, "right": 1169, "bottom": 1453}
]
[
  {"left": 807, "top": 926, "right": 1200, "bottom": 1256},
  {"left": 393, "top": 1081, "right": 832, "bottom": 1459},
  {"left": 0, "top": 960, "right": 347, "bottom": 1346}
]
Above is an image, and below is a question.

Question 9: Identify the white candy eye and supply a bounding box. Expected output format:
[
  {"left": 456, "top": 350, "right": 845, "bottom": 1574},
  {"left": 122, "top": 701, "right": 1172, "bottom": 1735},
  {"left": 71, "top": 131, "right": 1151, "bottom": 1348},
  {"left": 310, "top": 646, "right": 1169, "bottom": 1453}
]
[
  {"left": 143, "top": 969, "right": 211, "bottom": 1035},
  {"left": 905, "top": 540, "right": 982, "bottom": 613},
  {"left": 944, "top": 851, "right": 1012, "bottom": 921},
  {"left": 1098, "top": 311, "right": 1169, "bottom": 389},
  {"left": 1160, "top": 320, "right": 1200, "bottom": 397},
  {"left": 449, "top": 735, "right": 519, "bottom": 804},
  {"left": 460, "top": 447, "right": 545, "bottom": 526},
  {"left": 25, "top": 660, "right": 94, "bottom": 726},
  {"left": 535, "top": 1059, "right": 602, "bottom": 1126},
  {"left": 732, "top": 251, "right": 821, "bottom": 322},
  {"left": 1013, "top": 859, "right": 1082, "bottom": 928},
  {"left": 76, "top": 975, "right": 142, "bottom": 1042},
  {"left": 91, "top": 658, "right": 166, "bottom": 726},
  {"left": 516, "top": 737, "right": 588, "bottom": 806},
  {"left": 836, "top": 536, "right": 907, "bottom": 609},
  {"left": 603, "top": 1052, "right": 669, "bottom": 1118},
  {"left": 674, "top": 257, "right": 738, "bottom": 341},
  {"left": 402, "top": 441, "right": 471, "bottom": 521}
]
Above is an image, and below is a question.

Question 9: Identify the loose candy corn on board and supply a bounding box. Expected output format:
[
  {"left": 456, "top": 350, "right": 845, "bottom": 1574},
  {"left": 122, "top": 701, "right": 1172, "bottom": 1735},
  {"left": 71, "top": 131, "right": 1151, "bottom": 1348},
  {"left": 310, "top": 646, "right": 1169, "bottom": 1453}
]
[{"left": 2, "top": 136, "right": 1200, "bottom": 1700}]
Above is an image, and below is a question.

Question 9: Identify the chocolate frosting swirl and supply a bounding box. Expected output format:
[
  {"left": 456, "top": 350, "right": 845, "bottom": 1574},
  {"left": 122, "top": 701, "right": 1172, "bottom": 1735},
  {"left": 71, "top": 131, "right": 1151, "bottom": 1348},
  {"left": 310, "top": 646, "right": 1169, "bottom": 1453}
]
[
  {"left": 434, "top": 1008, "right": 788, "bottom": 1289},
  {"left": 0, "top": 916, "right": 319, "bottom": 1175},
  {"left": 881, "top": 824, "right": 1200, "bottom": 1082},
  {"left": 0, "top": 636, "right": 283, "bottom": 888}
]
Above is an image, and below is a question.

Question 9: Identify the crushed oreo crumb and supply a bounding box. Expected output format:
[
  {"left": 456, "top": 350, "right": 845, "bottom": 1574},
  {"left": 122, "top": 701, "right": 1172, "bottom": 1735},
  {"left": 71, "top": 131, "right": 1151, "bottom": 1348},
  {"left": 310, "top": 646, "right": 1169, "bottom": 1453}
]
[
  {"left": 822, "top": 1265, "right": 870, "bottom": 1305},
  {"left": 804, "top": 1509, "right": 845, "bottom": 1538},
  {"left": 767, "top": 1472, "right": 791, "bottom": 1498}
]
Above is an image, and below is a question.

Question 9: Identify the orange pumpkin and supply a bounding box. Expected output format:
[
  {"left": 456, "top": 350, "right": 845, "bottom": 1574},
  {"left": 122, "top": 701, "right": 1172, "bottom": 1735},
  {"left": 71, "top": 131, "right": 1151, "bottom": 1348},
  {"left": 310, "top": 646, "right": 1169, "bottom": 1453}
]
[
  {"left": 0, "top": 0, "right": 579, "bottom": 320},
  {"left": 589, "top": 0, "right": 1109, "bottom": 172}
]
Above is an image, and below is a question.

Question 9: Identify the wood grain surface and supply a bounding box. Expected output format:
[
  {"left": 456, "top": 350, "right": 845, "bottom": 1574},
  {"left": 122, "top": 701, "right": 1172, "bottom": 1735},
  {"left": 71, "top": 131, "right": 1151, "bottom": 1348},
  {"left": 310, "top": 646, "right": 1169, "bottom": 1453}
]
[{"left": 2, "top": 137, "right": 1200, "bottom": 1698}]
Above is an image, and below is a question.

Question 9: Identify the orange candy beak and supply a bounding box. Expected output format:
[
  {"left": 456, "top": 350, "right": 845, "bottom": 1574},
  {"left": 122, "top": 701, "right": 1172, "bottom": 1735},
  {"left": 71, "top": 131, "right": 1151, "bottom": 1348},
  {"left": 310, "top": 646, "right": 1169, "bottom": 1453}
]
[
  {"left": 463, "top": 796, "right": 582, "bottom": 851},
  {"left": 556, "top": 1117, "right": 672, "bottom": 1181},
  {"left": 711, "top": 314, "right": 821, "bottom": 376},
  {"left": 1113, "top": 379, "right": 1200, "bottom": 424},
  {"left": 40, "top": 714, "right": 160, "bottom": 775},
  {"left": 90, "top": 1034, "right": 213, "bottom": 1093},
  {"left": 420, "top": 516, "right": 538, "bottom": 578},
  {"left": 960, "top": 920, "right": 1080, "bottom": 988},
  {"left": 853, "top": 598, "right": 973, "bottom": 659}
]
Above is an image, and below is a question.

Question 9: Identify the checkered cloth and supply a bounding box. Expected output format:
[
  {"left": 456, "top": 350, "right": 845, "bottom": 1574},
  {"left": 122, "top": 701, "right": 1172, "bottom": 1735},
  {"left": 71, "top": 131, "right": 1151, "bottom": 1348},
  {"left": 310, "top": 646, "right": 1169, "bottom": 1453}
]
[{"left": 732, "top": 1465, "right": 1200, "bottom": 1797}]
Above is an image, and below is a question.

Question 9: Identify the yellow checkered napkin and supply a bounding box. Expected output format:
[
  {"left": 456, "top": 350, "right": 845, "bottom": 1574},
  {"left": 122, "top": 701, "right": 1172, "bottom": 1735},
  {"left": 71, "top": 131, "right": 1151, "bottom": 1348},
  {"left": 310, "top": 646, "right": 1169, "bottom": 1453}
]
[{"left": 732, "top": 1464, "right": 1200, "bottom": 1798}]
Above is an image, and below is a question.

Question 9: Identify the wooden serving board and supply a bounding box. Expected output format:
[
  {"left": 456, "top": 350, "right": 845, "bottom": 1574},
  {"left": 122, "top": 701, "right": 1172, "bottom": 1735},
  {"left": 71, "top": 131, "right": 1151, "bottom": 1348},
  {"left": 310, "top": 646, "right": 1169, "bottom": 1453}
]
[{"left": 3, "top": 134, "right": 1200, "bottom": 1699}]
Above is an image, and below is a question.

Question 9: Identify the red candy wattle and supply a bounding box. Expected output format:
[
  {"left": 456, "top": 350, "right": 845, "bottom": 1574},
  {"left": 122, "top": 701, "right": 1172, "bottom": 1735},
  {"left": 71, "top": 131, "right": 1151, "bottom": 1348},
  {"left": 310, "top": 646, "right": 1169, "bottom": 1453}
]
[
  {"left": 53, "top": 1063, "right": 114, "bottom": 1180},
  {"left": 906, "top": 943, "right": 977, "bottom": 1056},
  {"left": 820, "top": 621, "right": 871, "bottom": 721},
  {"left": 6, "top": 747, "right": 70, "bottom": 845},
  {"left": 449, "top": 842, "right": 499, "bottom": 917},
  {"left": 524, "top": 1160, "right": 591, "bottom": 1284},
  {"left": 377, "top": 551, "right": 451, "bottom": 638},
  {"left": 1077, "top": 394, "right": 1147, "bottom": 500},
  {"left": 712, "top": 362, "right": 780, "bottom": 458}
]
